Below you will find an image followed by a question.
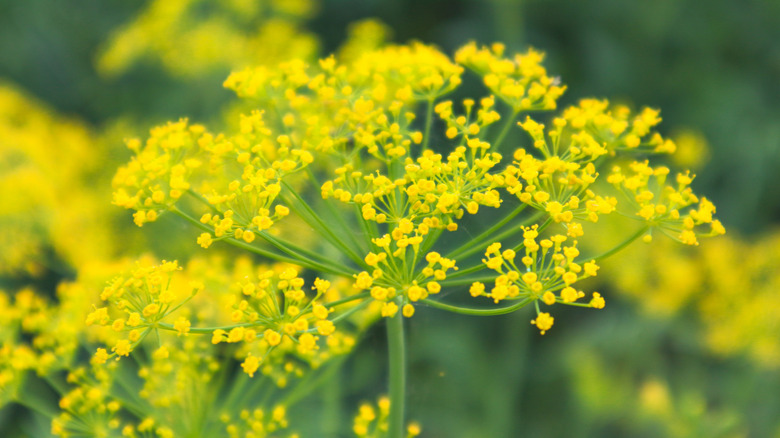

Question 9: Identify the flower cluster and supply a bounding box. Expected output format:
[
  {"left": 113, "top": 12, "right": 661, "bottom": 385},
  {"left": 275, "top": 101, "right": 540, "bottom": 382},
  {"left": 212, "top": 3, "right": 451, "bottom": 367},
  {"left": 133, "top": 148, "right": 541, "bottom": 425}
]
[
  {"left": 561, "top": 99, "right": 677, "bottom": 154},
  {"left": 1, "top": 288, "right": 52, "bottom": 404},
  {"left": 214, "top": 268, "right": 340, "bottom": 378},
  {"left": 51, "top": 338, "right": 300, "bottom": 438},
  {"left": 472, "top": 225, "right": 603, "bottom": 334},
  {"left": 87, "top": 260, "right": 200, "bottom": 361},
  {"left": 0, "top": 275, "right": 106, "bottom": 408},
  {"left": 435, "top": 95, "right": 501, "bottom": 141},
  {"left": 112, "top": 38, "right": 725, "bottom": 345},
  {"left": 357, "top": 246, "right": 457, "bottom": 318},
  {"left": 607, "top": 160, "right": 725, "bottom": 245},
  {"left": 112, "top": 119, "right": 207, "bottom": 227},
  {"left": 352, "top": 396, "right": 421, "bottom": 438},
  {"left": 0, "top": 23, "right": 731, "bottom": 437},
  {"left": 455, "top": 42, "right": 565, "bottom": 112}
]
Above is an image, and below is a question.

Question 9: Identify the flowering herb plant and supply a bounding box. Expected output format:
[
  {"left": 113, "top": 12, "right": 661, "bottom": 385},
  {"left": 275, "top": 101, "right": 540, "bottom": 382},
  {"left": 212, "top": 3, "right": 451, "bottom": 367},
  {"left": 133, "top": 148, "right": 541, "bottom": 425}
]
[{"left": 87, "top": 39, "right": 726, "bottom": 436}]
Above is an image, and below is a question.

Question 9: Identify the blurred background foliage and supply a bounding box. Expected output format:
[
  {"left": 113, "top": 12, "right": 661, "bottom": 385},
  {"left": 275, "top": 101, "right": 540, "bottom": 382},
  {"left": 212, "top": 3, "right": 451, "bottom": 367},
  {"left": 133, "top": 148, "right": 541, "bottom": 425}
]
[{"left": 1, "top": 0, "right": 779, "bottom": 436}]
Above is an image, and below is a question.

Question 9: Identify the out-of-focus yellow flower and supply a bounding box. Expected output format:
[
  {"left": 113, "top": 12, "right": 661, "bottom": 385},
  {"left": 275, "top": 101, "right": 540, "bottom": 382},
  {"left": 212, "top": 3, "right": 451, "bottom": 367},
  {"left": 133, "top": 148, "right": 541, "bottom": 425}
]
[
  {"left": 670, "top": 129, "right": 710, "bottom": 169},
  {"left": 97, "top": 0, "right": 319, "bottom": 78},
  {"left": 0, "top": 83, "right": 115, "bottom": 276}
]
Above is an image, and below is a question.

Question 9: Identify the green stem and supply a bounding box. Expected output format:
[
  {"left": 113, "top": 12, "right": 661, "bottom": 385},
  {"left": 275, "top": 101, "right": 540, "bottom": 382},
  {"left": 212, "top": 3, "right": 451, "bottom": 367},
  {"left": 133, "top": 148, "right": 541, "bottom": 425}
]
[
  {"left": 444, "top": 216, "right": 550, "bottom": 282},
  {"left": 582, "top": 225, "right": 649, "bottom": 264},
  {"left": 330, "top": 299, "right": 372, "bottom": 325},
  {"left": 436, "top": 262, "right": 485, "bottom": 282},
  {"left": 446, "top": 203, "right": 527, "bottom": 260},
  {"left": 422, "top": 296, "right": 534, "bottom": 316},
  {"left": 156, "top": 321, "right": 257, "bottom": 334},
  {"left": 422, "top": 97, "right": 435, "bottom": 152},
  {"left": 490, "top": 108, "right": 520, "bottom": 153},
  {"left": 12, "top": 397, "right": 57, "bottom": 419},
  {"left": 226, "top": 371, "right": 267, "bottom": 414},
  {"left": 447, "top": 210, "right": 546, "bottom": 262},
  {"left": 186, "top": 188, "right": 219, "bottom": 213},
  {"left": 439, "top": 274, "right": 497, "bottom": 287},
  {"left": 387, "top": 298, "right": 406, "bottom": 438},
  {"left": 14, "top": 376, "right": 60, "bottom": 419},
  {"left": 307, "top": 167, "right": 368, "bottom": 255},
  {"left": 323, "top": 291, "right": 370, "bottom": 309},
  {"left": 419, "top": 226, "right": 444, "bottom": 259},
  {"left": 259, "top": 229, "right": 349, "bottom": 272},
  {"left": 281, "top": 182, "right": 366, "bottom": 265},
  {"left": 42, "top": 373, "right": 68, "bottom": 395},
  {"left": 281, "top": 355, "right": 347, "bottom": 407},
  {"left": 171, "top": 207, "right": 353, "bottom": 277}
]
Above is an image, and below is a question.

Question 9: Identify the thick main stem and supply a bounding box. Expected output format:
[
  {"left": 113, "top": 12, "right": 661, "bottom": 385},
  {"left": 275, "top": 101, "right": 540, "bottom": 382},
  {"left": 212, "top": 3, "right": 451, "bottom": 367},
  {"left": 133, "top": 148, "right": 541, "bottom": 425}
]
[{"left": 387, "top": 299, "right": 406, "bottom": 438}]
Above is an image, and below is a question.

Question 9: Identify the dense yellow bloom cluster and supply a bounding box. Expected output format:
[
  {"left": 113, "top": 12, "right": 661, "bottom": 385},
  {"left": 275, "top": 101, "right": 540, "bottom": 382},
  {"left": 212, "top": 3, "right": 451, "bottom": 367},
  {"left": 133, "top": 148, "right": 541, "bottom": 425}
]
[
  {"left": 214, "top": 268, "right": 340, "bottom": 377},
  {"left": 0, "top": 13, "right": 732, "bottom": 434},
  {"left": 51, "top": 338, "right": 300, "bottom": 438},
  {"left": 502, "top": 115, "right": 619, "bottom": 236},
  {"left": 1, "top": 271, "right": 110, "bottom": 408},
  {"left": 113, "top": 38, "right": 724, "bottom": 342},
  {"left": 455, "top": 42, "right": 565, "bottom": 112},
  {"left": 224, "top": 41, "right": 461, "bottom": 106},
  {"left": 112, "top": 119, "right": 207, "bottom": 227},
  {"left": 608, "top": 160, "right": 724, "bottom": 245},
  {"left": 561, "top": 99, "right": 676, "bottom": 154},
  {"left": 357, "top": 247, "right": 457, "bottom": 318},
  {"left": 85, "top": 256, "right": 355, "bottom": 382},
  {"left": 0, "top": 288, "right": 52, "bottom": 403},
  {"left": 698, "top": 233, "right": 780, "bottom": 366},
  {"left": 14, "top": 253, "right": 360, "bottom": 437},
  {"left": 87, "top": 260, "right": 199, "bottom": 361},
  {"left": 473, "top": 226, "right": 603, "bottom": 334},
  {"left": 597, "top": 235, "right": 703, "bottom": 316}
]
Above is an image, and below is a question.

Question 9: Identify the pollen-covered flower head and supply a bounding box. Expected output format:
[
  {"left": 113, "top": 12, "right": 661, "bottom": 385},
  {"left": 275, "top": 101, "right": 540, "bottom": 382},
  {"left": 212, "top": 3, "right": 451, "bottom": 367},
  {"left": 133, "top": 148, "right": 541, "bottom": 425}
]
[
  {"left": 472, "top": 226, "right": 604, "bottom": 334},
  {"left": 355, "top": 245, "right": 457, "bottom": 318},
  {"left": 214, "top": 266, "right": 352, "bottom": 379},
  {"left": 88, "top": 259, "right": 202, "bottom": 362},
  {"left": 455, "top": 42, "right": 566, "bottom": 111},
  {"left": 607, "top": 160, "right": 724, "bottom": 245},
  {"left": 502, "top": 145, "right": 616, "bottom": 235},
  {"left": 112, "top": 119, "right": 207, "bottom": 227},
  {"left": 562, "top": 99, "right": 676, "bottom": 154}
]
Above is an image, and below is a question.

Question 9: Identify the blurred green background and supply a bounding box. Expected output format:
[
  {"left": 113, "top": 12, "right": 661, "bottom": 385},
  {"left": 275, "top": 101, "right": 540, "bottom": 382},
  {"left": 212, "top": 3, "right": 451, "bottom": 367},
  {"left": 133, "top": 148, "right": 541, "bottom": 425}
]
[{"left": 1, "top": 0, "right": 779, "bottom": 436}]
